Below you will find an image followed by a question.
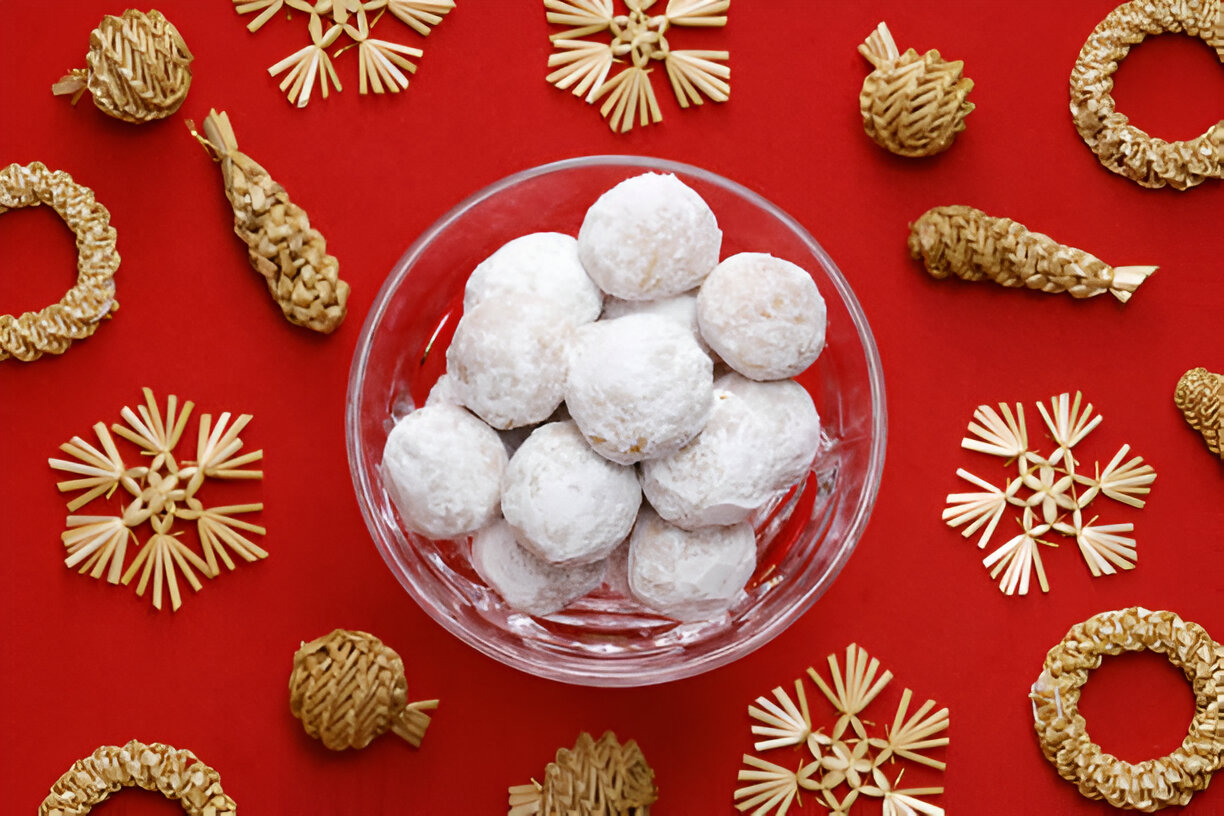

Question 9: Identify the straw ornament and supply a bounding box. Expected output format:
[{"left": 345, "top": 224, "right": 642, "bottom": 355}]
[
  {"left": 53, "top": 10, "right": 193, "bottom": 123},
  {"left": 945, "top": 392, "right": 1156, "bottom": 595},
  {"left": 1175, "top": 367, "right": 1224, "bottom": 460},
  {"left": 909, "top": 205, "right": 1157, "bottom": 303},
  {"left": 233, "top": 1, "right": 453, "bottom": 105},
  {"left": 188, "top": 109, "right": 350, "bottom": 334},
  {"left": 857, "top": 22, "right": 973, "bottom": 158},
  {"left": 1030, "top": 607, "right": 1224, "bottom": 810},
  {"left": 39, "top": 739, "right": 236, "bottom": 816},
  {"left": 734, "top": 644, "right": 948, "bottom": 816},
  {"left": 508, "top": 730, "right": 658, "bottom": 816},
  {"left": 48, "top": 388, "right": 266, "bottom": 611},
  {"left": 1070, "top": 0, "right": 1224, "bottom": 190},
  {"left": 289, "top": 628, "right": 439, "bottom": 751},
  {"left": 544, "top": 0, "right": 731, "bottom": 133},
  {"left": 0, "top": 163, "right": 119, "bottom": 362}
]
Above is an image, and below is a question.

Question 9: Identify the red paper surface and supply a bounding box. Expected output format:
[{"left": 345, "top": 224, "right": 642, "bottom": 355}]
[{"left": 2, "top": 1, "right": 1223, "bottom": 813}]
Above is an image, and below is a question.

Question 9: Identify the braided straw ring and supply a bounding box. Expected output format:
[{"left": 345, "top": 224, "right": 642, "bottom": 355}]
[
  {"left": 39, "top": 739, "right": 236, "bottom": 815},
  {"left": 0, "top": 162, "right": 119, "bottom": 362},
  {"left": 1030, "top": 607, "right": 1224, "bottom": 811},
  {"left": 1070, "top": 0, "right": 1224, "bottom": 190}
]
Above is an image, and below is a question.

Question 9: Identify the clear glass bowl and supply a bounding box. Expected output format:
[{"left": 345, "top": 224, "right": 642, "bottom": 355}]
[{"left": 347, "top": 155, "right": 886, "bottom": 687}]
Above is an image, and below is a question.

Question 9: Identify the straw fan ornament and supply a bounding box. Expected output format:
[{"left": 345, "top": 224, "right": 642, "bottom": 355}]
[
  {"left": 53, "top": 9, "right": 193, "bottom": 123},
  {"left": 48, "top": 388, "right": 266, "bottom": 612},
  {"left": 943, "top": 392, "right": 1156, "bottom": 595},
  {"left": 734, "top": 643, "right": 949, "bottom": 816},
  {"left": 39, "top": 739, "right": 237, "bottom": 816},
  {"left": 509, "top": 730, "right": 659, "bottom": 816},
  {"left": 543, "top": 0, "right": 731, "bottom": 133},
  {"left": 909, "top": 205, "right": 1157, "bottom": 302},
  {"left": 289, "top": 628, "right": 439, "bottom": 751},
  {"left": 857, "top": 22, "right": 974, "bottom": 157},
  {"left": 232, "top": 0, "right": 455, "bottom": 106}
]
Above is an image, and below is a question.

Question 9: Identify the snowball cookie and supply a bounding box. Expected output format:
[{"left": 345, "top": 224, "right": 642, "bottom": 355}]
[
  {"left": 381, "top": 405, "right": 508, "bottom": 539},
  {"left": 601, "top": 292, "right": 710, "bottom": 355},
  {"left": 446, "top": 293, "right": 570, "bottom": 429},
  {"left": 501, "top": 421, "right": 641, "bottom": 565},
  {"left": 697, "top": 252, "right": 827, "bottom": 380},
  {"left": 577, "top": 173, "right": 722, "bottom": 301},
  {"left": 471, "top": 519, "right": 606, "bottom": 617},
  {"left": 628, "top": 508, "right": 757, "bottom": 621},
  {"left": 641, "top": 374, "right": 821, "bottom": 529},
  {"left": 463, "top": 232, "right": 603, "bottom": 324},
  {"left": 424, "top": 373, "right": 462, "bottom": 407},
  {"left": 566, "top": 313, "right": 714, "bottom": 464}
]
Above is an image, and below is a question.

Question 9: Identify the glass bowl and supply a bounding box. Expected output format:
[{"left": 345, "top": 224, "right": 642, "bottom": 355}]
[{"left": 347, "top": 155, "right": 886, "bottom": 687}]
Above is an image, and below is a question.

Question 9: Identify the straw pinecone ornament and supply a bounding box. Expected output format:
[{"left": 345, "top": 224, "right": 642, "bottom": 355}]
[
  {"left": 190, "top": 109, "right": 350, "bottom": 334},
  {"left": 909, "top": 205, "right": 1157, "bottom": 302},
  {"left": 858, "top": 22, "right": 974, "bottom": 157},
  {"left": 508, "top": 731, "right": 658, "bottom": 816},
  {"left": 289, "top": 628, "right": 438, "bottom": 751},
  {"left": 53, "top": 10, "right": 193, "bottom": 123},
  {"left": 1175, "top": 367, "right": 1224, "bottom": 460}
]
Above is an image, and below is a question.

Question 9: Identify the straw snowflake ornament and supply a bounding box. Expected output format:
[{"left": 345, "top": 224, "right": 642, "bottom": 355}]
[
  {"left": 943, "top": 392, "right": 1156, "bottom": 595},
  {"left": 49, "top": 388, "right": 266, "bottom": 611},
  {"left": 544, "top": 0, "right": 731, "bottom": 132},
  {"left": 734, "top": 644, "right": 948, "bottom": 816},
  {"left": 232, "top": 0, "right": 454, "bottom": 107}
]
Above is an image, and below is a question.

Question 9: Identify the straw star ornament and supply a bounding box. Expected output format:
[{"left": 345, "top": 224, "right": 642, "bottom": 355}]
[
  {"left": 943, "top": 392, "right": 1156, "bottom": 595},
  {"left": 544, "top": 0, "right": 731, "bottom": 132},
  {"left": 49, "top": 388, "right": 266, "bottom": 611}
]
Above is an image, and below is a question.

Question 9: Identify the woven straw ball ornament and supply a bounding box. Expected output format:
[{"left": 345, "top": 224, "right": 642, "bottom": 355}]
[
  {"left": 508, "top": 730, "right": 659, "bottom": 816},
  {"left": 1175, "top": 367, "right": 1224, "bottom": 460},
  {"left": 858, "top": 22, "right": 974, "bottom": 157},
  {"left": 289, "top": 628, "right": 438, "bottom": 751},
  {"left": 53, "top": 9, "right": 193, "bottom": 123}
]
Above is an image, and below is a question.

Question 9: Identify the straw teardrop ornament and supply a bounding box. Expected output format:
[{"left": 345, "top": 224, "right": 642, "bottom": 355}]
[
  {"left": 53, "top": 10, "right": 193, "bottom": 123},
  {"left": 909, "top": 205, "right": 1157, "bottom": 302},
  {"left": 509, "top": 731, "right": 659, "bottom": 816},
  {"left": 1175, "top": 367, "right": 1224, "bottom": 460},
  {"left": 857, "top": 22, "right": 973, "bottom": 157},
  {"left": 289, "top": 628, "right": 439, "bottom": 751},
  {"left": 189, "top": 109, "right": 350, "bottom": 334}
]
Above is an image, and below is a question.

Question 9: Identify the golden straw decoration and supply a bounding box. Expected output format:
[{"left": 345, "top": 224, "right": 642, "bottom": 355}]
[
  {"left": 509, "top": 730, "right": 658, "bottom": 815},
  {"left": 1175, "top": 366, "right": 1224, "bottom": 460}
]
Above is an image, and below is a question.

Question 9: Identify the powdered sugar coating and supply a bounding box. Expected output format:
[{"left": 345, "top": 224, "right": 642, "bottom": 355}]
[
  {"left": 601, "top": 291, "right": 711, "bottom": 355},
  {"left": 628, "top": 508, "right": 756, "bottom": 621},
  {"left": 578, "top": 173, "right": 722, "bottom": 301},
  {"left": 463, "top": 232, "right": 603, "bottom": 324},
  {"left": 471, "top": 519, "right": 606, "bottom": 616},
  {"left": 381, "top": 405, "right": 508, "bottom": 539},
  {"left": 641, "top": 374, "right": 821, "bottom": 529},
  {"left": 697, "top": 252, "right": 827, "bottom": 381},
  {"left": 446, "top": 293, "right": 571, "bottom": 429},
  {"left": 566, "top": 313, "right": 715, "bottom": 464},
  {"left": 501, "top": 421, "right": 642, "bottom": 565},
  {"left": 424, "top": 373, "right": 462, "bottom": 407}
]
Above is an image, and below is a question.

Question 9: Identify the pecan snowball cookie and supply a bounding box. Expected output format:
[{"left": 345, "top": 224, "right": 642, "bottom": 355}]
[
  {"left": 471, "top": 519, "right": 607, "bottom": 616},
  {"left": 641, "top": 374, "right": 822, "bottom": 529},
  {"left": 697, "top": 252, "right": 827, "bottom": 381},
  {"left": 382, "top": 405, "right": 507, "bottom": 539},
  {"left": 601, "top": 291, "right": 711, "bottom": 355},
  {"left": 463, "top": 232, "right": 603, "bottom": 323},
  {"left": 502, "top": 421, "right": 642, "bottom": 565},
  {"left": 577, "top": 172, "right": 723, "bottom": 300},
  {"left": 446, "top": 293, "right": 571, "bottom": 429},
  {"left": 628, "top": 507, "right": 757, "bottom": 621},
  {"left": 566, "top": 313, "right": 715, "bottom": 464}
]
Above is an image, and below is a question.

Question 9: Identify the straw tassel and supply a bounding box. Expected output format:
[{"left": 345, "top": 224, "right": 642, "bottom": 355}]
[
  {"left": 909, "top": 205, "right": 1156, "bottom": 302},
  {"left": 188, "top": 109, "right": 350, "bottom": 334}
]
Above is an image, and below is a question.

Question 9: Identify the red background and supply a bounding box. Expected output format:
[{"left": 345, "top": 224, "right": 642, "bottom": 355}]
[{"left": 2, "top": 1, "right": 1223, "bottom": 813}]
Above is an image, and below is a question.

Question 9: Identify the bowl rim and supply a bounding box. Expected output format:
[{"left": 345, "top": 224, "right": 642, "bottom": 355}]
[{"left": 346, "top": 154, "right": 888, "bottom": 686}]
